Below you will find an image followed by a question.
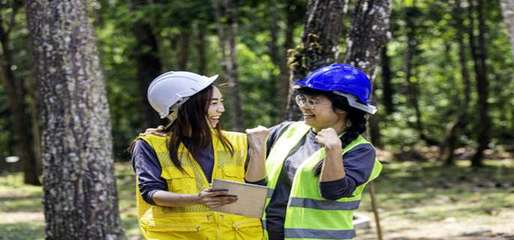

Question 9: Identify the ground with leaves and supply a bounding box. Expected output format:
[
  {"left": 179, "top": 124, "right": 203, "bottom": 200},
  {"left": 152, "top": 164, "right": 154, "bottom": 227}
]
[{"left": 1, "top": 159, "right": 513, "bottom": 240}]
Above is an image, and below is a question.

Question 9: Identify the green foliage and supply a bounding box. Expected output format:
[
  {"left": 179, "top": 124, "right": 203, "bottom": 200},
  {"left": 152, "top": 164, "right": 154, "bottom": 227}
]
[
  {"left": 374, "top": 0, "right": 514, "bottom": 150},
  {"left": 0, "top": 0, "right": 512, "bottom": 161}
]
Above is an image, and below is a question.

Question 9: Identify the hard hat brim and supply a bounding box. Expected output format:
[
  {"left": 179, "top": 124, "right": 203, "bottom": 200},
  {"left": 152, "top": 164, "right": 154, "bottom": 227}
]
[{"left": 334, "top": 91, "right": 377, "bottom": 114}]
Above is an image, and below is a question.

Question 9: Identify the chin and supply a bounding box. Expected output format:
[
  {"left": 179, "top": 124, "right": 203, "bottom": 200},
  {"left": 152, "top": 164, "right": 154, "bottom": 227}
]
[{"left": 303, "top": 118, "right": 315, "bottom": 127}]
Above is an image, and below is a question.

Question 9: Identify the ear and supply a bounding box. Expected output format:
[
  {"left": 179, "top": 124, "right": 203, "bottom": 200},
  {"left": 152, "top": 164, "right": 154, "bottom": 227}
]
[{"left": 335, "top": 108, "right": 346, "bottom": 115}]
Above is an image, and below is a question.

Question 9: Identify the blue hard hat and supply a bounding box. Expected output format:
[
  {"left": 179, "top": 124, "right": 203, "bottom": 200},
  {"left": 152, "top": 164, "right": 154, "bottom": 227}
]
[{"left": 295, "top": 64, "right": 377, "bottom": 114}]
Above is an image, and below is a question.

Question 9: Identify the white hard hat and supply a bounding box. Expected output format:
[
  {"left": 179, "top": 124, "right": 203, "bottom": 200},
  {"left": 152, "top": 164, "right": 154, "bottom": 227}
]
[{"left": 147, "top": 71, "right": 219, "bottom": 119}]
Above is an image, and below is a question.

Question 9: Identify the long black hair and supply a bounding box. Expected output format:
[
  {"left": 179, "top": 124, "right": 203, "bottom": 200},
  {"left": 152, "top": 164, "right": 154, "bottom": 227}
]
[
  {"left": 166, "top": 85, "right": 234, "bottom": 172},
  {"left": 297, "top": 87, "right": 368, "bottom": 175}
]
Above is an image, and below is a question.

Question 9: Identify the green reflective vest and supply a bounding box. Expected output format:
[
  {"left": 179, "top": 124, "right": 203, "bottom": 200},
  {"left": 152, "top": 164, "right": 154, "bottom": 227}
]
[{"left": 264, "top": 121, "right": 382, "bottom": 240}]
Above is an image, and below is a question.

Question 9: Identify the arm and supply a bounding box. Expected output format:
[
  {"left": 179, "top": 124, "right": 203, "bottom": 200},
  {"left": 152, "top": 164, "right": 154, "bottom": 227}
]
[
  {"left": 132, "top": 140, "right": 167, "bottom": 205},
  {"left": 319, "top": 144, "right": 376, "bottom": 199},
  {"left": 132, "top": 140, "right": 237, "bottom": 208},
  {"left": 152, "top": 189, "right": 237, "bottom": 209},
  {"left": 316, "top": 128, "right": 346, "bottom": 182},
  {"left": 244, "top": 126, "right": 269, "bottom": 182}
]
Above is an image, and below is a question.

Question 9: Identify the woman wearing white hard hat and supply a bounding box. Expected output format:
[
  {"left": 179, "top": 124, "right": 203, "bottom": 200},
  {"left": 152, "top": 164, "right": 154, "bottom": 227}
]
[{"left": 131, "top": 71, "right": 263, "bottom": 239}]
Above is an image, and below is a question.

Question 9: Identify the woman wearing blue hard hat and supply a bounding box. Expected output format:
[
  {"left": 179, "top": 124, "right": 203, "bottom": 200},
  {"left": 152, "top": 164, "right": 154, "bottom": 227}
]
[{"left": 248, "top": 63, "right": 382, "bottom": 240}]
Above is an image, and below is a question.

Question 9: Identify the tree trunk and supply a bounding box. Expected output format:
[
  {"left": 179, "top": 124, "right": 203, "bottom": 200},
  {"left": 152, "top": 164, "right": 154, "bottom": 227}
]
[
  {"left": 131, "top": 0, "right": 162, "bottom": 129},
  {"left": 214, "top": 0, "right": 245, "bottom": 130},
  {"left": 268, "top": 1, "right": 281, "bottom": 67},
  {"left": 25, "top": 0, "right": 125, "bottom": 238},
  {"left": 278, "top": 0, "right": 303, "bottom": 118},
  {"left": 195, "top": 22, "right": 207, "bottom": 74},
  {"left": 177, "top": 27, "right": 190, "bottom": 70},
  {"left": 343, "top": 0, "right": 392, "bottom": 75},
  {"left": 343, "top": 0, "right": 392, "bottom": 150},
  {"left": 403, "top": 4, "right": 424, "bottom": 141},
  {"left": 442, "top": 0, "right": 472, "bottom": 165},
  {"left": 285, "top": 0, "right": 345, "bottom": 120},
  {"left": 470, "top": 0, "right": 490, "bottom": 167},
  {"left": 0, "top": 2, "right": 40, "bottom": 185},
  {"left": 500, "top": 0, "right": 514, "bottom": 59},
  {"left": 401, "top": 3, "right": 438, "bottom": 146},
  {"left": 380, "top": 45, "right": 394, "bottom": 114},
  {"left": 369, "top": 90, "right": 383, "bottom": 148}
]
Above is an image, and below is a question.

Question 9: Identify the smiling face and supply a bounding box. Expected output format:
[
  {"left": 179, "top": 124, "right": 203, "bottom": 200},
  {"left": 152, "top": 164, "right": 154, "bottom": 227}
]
[
  {"left": 297, "top": 93, "right": 347, "bottom": 133},
  {"left": 206, "top": 86, "right": 225, "bottom": 128}
]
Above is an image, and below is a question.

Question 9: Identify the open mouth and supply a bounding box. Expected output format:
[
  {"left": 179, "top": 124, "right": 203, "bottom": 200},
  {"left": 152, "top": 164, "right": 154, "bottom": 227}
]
[
  {"left": 303, "top": 114, "right": 315, "bottom": 119},
  {"left": 209, "top": 116, "right": 220, "bottom": 124}
]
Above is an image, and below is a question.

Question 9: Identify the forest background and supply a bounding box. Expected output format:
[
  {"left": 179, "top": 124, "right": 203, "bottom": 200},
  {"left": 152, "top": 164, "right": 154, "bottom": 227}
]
[{"left": 0, "top": 0, "right": 513, "bottom": 239}]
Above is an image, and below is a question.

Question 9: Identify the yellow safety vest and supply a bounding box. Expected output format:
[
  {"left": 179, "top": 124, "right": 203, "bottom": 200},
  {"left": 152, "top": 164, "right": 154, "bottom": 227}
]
[
  {"left": 264, "top": 122, "right": 382, "bottom": 239},
  {"left": 136, "top": 130, "right": 264, "bottom": 240}
]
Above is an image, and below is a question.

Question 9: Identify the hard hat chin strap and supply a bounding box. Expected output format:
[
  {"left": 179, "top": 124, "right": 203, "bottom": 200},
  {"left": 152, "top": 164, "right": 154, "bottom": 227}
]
[{"left": 164, "top": 97, "right": 190, "bottom": 128}]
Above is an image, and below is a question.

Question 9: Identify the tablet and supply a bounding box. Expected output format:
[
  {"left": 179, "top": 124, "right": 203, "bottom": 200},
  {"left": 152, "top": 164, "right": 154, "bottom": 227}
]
[{"left": 211, "top": 179, "right": 268, "bottom": 218}]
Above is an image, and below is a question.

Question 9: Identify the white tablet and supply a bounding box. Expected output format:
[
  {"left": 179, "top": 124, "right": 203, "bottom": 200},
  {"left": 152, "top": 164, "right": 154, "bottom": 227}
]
[{"left": 211, "top": 179, "right": 268, "bottom": 218}]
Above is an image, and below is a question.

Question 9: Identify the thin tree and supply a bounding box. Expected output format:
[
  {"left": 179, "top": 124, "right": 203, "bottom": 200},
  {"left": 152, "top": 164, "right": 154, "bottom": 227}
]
[
  {"left": 468, "top": 0, "right": 490, "bottom": 167},
  {"left": 130, "top": 0, "right": 162, "bottom": 129},
  {"left": 277, "top": 0, "right": 305, "bottom": 117},
  {"left": 195, "top": 21, "right": 207, "bottom": 74},
  {"left": 214, "top": 0, "right": 245, "bottom": 130},
  {"left": 177, "top": 26, "right": 191, "bottom": 70},
  {"left": 0, "top": 0, "right": 40, "bottom": 185},
  {"left": 25, "top": 0, "right": 125, "bottom": 238},
  {"left": 398, "top": 1, "right": 437, "bottom": 146},
  {"left": 441, "top": 0, "right": 472, "bottom": 165},
  {"left": 500, "top": 0, "right": 514, "bottom": 59},
  {"left": 380, "top": 45, "right": 394, "bottom": 114}
]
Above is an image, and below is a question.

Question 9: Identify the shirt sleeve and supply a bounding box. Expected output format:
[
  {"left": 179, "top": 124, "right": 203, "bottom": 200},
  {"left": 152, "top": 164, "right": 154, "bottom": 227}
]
[
  {"left": 245, "top": 178, "right": 268, "bottom": 186},
  {"left": 131, "top": 140, "right": 168, "bottom": 205},
  {"left": 319, "top": 144, "right": 376, "bottom": 200}
]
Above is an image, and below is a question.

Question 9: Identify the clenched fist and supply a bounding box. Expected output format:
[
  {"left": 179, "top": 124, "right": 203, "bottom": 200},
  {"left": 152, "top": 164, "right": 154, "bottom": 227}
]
[
  {"left": 245, "top": 125, "right": 270, "bottom": 151},
  {"left": 315, "top": 128, "right": 342, "bottom": 151}
]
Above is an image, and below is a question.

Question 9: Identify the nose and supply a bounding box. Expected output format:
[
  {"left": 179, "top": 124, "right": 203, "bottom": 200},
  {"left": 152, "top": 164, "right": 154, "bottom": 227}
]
[
  {"left": 217, "top": 103, "right": 225, "bottom": 113},
  {"left": 299, "top": 102, "right": 314, "bottom": 110}
]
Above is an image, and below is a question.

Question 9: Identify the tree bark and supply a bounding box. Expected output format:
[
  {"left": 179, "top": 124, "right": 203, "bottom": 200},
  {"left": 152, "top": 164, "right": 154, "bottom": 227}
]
[
  {"left": 285, "top": 0, "right": 345, "bottom": 120},
  {"left": 0, "top": 1, "right": 40, "bottom": 185},
  {"left": 442, "top": 0, "right": 472, "bottom": 165},
  {"left": 214, "top": 0, "right": 245, "bottom": 130},
  {"left": 380, "top": 45, "right": 394, "bottom": 114},
  {"left": 343, "top": 0, "right": 392, "bottom": 75},
  {"left": 177, "top": 27, "right": 190, "bottom": 70},
  {"left": 195, "top": 22, "right": 207, "bottom": 74},
  {"left": 470, "top": 0, "right": 490, "bottom": 167},
  {"left": 500, "top": 0, "right": 514, "bottom": 59},
  {"left": 25, "top": 0, "right": 125, "bottom": 238}
]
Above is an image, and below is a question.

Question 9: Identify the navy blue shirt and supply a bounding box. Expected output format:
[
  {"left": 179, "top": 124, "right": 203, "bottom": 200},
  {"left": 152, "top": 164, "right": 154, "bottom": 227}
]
[
  {"left": 131, "top": 139, "right": 216, "bottom": 205},
  {"left": 264, "top": 122, "right": 376, "bottom": 240}
]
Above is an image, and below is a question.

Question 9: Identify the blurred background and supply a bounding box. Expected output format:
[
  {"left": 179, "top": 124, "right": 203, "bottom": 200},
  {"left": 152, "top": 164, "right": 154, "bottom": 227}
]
[{"left": 0, "top": 0, "right": 513, "bottom": 239}]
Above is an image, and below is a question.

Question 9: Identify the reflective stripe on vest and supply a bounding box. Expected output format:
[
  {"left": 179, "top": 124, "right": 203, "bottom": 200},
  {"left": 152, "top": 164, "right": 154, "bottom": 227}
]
[
  {"left": 135, "top": 130, "right": 263, "bottom": 240},
  {"left": 289, "top": 197, "right": 360, "bottom": 210},
  {"left": 285, "top": 228, "right": 356, "bottom": 239},
  {"left": 264, "top": 121, "right": 382, "bottom": 240}
]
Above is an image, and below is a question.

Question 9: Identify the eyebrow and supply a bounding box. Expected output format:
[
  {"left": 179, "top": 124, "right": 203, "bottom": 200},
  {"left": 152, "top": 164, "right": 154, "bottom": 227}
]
[{"left": 210, "top": 98, "right": 223, "bottom": 101}]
